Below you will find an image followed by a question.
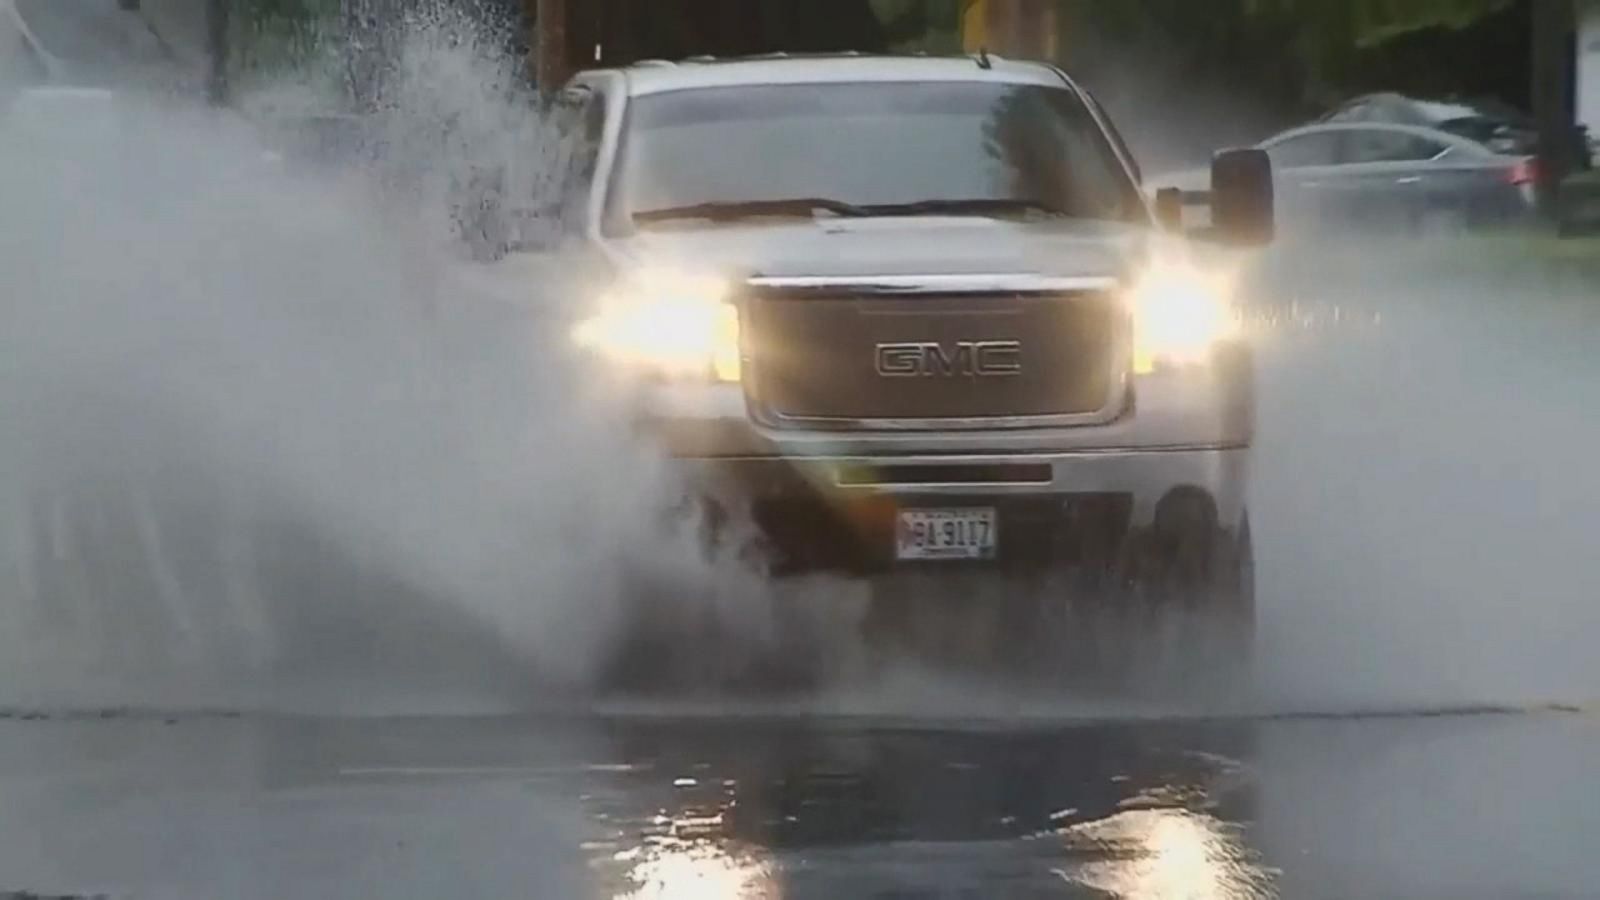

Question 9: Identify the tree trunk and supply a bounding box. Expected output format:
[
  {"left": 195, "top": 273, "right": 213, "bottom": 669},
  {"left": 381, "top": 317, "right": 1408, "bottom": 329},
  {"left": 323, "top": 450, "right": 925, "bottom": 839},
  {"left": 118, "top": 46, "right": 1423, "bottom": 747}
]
[
  {"left": 534, "top": 0, "right": 568, "bottom": 91},
  {"left": 206, "top": 0, "right": 228, "bottom": 105},
  {"left": 964, "top": 0, "right": 1057, "bottom": 59},
  {"left": 1533, "top": 0, "right": 1576, "bottom": 221}
]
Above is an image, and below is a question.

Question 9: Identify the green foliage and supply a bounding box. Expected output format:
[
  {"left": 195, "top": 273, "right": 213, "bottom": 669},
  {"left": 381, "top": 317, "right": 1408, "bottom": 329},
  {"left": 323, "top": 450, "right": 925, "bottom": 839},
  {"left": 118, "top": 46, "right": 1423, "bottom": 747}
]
[
  {"left": 1051, "top": 0, "right": 1525, "bottom": 109},
  {"left": 873, "top": 0, "right": 1518, "bottom": 55},
  {"left": 1053, "top": 0, "right": 1312, "bottom": 114},
  {"left": 870, "top": 0, "right": 966, "bottom": 50},
  {"left": 1243, "top": 0, "right": 1516, "bottom": 46},
  {"left": 1247, "top": 0, "right": 1524, "bottom": 103}
]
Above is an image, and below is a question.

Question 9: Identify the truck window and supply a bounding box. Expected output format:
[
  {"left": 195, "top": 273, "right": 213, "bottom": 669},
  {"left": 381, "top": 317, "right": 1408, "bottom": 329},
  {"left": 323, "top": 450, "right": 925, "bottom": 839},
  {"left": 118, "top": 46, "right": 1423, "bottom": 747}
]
[
  {"left": 606, "top": 81, "right": 1146, "bottom": 230},
  {"left": 1084, "top": 91, "right": 1142, "bottom": 183},
  {"left": 0, "top": 41, "right": 47, "bottom": 101}
]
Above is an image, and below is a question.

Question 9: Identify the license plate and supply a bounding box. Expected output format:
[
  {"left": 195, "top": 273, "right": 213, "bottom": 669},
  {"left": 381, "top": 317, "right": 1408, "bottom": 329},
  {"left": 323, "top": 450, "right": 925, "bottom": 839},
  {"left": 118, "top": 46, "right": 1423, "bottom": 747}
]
[{"left": 896, "top": 508, "right": 998, "bottom": 561}]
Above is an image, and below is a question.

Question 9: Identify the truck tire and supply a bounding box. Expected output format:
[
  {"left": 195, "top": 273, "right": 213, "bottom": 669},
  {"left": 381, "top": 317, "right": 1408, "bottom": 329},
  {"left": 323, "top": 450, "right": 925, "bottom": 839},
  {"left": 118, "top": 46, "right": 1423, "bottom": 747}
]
[
  {"left": 453, "top": 167, "right": 510, "bottom": 262},
  {"left": 1212, "top": 516, "right": 1256, "bottom": 653},
  {"left": 1116, "top": 512, "right": 1255, "bottom": 700},
  {"left": 855, "top": 510, "right": 1256, "bottom": 690}
]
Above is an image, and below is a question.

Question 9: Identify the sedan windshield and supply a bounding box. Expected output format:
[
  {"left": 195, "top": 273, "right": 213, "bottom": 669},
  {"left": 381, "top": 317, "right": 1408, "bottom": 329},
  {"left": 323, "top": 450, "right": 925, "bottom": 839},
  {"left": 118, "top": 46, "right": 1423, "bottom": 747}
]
[{"left": 607, "top": 81, "right": 1146, "bottom": 230}]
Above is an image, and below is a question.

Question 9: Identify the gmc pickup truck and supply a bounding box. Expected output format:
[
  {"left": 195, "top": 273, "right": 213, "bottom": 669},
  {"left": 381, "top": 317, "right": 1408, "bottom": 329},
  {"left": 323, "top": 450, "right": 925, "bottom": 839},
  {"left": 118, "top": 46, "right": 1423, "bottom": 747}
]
[{"left": 546, "top": 54, "right": 1274, "bottom": 659}]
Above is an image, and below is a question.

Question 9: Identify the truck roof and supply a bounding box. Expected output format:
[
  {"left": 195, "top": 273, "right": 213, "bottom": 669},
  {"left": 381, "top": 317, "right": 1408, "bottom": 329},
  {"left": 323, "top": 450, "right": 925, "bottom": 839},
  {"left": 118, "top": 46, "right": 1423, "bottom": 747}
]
[{"left": 610, "top": 54, "right": 1070, "bottom": 97}]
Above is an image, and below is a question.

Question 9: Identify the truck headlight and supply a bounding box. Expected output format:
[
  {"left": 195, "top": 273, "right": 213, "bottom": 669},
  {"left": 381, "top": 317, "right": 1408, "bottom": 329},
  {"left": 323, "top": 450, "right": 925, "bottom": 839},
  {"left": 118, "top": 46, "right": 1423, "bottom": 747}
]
[
  {"left": 1129, "top": 259, "right": 1238, "bottom": 375},
  {"left": 572, "top": 269, "right": 742, "bottom": 383}
]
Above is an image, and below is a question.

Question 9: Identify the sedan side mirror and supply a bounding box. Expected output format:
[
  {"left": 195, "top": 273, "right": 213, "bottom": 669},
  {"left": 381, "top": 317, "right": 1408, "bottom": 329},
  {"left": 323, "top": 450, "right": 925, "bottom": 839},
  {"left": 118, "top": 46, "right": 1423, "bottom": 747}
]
[
  {"left": 1154, "top": 187, "right": 1184, "bottom": 231},
  {"left": 1211, "top": 148, "right": 1275, "bottom": 246}
]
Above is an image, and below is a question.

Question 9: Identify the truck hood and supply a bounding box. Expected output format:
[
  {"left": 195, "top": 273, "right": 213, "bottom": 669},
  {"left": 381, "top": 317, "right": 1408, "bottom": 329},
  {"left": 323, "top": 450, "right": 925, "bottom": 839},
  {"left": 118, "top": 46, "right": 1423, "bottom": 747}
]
[{"left": 603, "top": 217, "right": 1157, "bottom": 283}]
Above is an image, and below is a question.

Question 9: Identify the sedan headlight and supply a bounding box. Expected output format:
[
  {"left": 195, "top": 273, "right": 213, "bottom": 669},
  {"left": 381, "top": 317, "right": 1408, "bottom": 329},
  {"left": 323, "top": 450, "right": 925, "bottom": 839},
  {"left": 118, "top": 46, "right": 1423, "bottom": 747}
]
[
  {"left": 572, "top": 268, "right": 742, "bottom": 382},
  {"left": 1129, "top": 259, "right": 1239, "bottom": 375}
]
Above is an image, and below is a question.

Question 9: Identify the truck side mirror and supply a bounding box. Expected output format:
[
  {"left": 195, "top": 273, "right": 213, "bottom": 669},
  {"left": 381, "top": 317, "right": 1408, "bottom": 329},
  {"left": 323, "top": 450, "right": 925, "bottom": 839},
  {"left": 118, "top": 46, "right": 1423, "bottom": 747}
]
[{"left": 1211, "top": 148, "right": 1275, "bottom": 246}]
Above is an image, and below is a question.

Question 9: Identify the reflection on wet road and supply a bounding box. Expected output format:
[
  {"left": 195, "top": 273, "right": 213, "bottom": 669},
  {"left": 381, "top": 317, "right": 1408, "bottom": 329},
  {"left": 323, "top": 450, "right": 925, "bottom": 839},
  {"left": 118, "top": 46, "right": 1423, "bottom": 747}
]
[
  {"left": 582, "top": 718, "right": 1265, "bottom": 898},
  {"left": 0, "top": 708, "right": 1594, "bottom": 898}
]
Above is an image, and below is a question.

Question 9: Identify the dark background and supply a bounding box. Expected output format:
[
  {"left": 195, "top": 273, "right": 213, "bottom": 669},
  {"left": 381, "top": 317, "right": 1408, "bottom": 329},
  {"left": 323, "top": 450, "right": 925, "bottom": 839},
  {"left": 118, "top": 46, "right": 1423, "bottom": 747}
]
[{"left": 325, "top": 0, "right": 1545, "bottom": 114}]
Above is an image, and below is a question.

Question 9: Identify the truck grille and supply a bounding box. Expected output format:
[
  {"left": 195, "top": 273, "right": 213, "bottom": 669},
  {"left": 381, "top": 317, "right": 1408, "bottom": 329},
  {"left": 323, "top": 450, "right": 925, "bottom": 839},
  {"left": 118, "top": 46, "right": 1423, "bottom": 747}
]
[{"left": 745, "top": 291, "right": 1122, "bottom": 428}]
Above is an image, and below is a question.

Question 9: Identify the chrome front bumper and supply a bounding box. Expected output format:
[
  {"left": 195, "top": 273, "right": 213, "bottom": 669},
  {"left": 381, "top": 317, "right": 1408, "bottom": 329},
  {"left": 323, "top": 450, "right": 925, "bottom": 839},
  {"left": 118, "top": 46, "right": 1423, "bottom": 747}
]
[
  {"left": 673, "top": 445, "right": 1247, "bottom": 576},
  {"left": 680, "top": 445, "right": 1246, "bottom": 533}
]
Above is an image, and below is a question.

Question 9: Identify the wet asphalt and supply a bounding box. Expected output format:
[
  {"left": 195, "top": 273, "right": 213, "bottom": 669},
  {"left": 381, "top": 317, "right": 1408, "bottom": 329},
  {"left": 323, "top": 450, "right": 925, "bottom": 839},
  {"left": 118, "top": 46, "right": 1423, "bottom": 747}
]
[{"left": 0, "top": 706, "right": 1594, "bottom": 899}]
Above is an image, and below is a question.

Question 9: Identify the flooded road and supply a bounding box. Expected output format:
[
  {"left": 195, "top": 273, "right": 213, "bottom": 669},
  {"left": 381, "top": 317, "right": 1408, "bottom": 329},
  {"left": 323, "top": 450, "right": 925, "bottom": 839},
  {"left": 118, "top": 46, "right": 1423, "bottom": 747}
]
[{"left": 0, "top": 707, "right": 1594, "bottom": 898}]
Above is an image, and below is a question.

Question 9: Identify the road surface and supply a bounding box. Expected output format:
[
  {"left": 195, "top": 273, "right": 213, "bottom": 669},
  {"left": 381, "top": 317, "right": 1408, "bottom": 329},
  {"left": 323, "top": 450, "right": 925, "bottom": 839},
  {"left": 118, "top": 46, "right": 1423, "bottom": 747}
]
[{"left": 0, "top": 706, "right": 1595, "bottom": 898}]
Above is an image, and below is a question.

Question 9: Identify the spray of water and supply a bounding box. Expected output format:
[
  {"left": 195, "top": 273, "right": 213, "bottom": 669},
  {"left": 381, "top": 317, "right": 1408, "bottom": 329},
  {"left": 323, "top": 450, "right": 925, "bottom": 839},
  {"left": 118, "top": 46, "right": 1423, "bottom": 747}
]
[
  {"left": 1250, "top": 238, "right": 1600, "bottom": 711},
  {"left": 0, "top": 9, "right": 868, "bottom": 714},
  {"left": 1061, "top": 20, "right": 1600, "bottom": 714},
  {"left": 2, "top": 6, "right": 1596, "bottom": 720}
]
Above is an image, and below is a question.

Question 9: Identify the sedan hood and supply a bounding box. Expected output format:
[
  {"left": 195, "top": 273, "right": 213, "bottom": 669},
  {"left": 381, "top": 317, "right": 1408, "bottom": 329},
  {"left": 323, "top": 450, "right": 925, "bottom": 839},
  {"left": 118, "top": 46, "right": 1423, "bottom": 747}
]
[{"left": 604, "top": 217, "right": 1157, "bottom": 283}]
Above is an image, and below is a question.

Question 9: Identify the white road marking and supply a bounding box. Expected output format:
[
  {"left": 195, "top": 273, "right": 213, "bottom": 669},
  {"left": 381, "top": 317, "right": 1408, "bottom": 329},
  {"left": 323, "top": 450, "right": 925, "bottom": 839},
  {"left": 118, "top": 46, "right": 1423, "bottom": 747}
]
[{"left": 338, "top": 765, "right": 570, "bottom": 778}]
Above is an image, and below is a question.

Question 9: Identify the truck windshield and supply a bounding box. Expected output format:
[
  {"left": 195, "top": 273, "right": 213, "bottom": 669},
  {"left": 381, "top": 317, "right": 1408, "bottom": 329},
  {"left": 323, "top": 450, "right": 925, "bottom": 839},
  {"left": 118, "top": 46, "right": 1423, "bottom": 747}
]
[{"left": 608, "top": 81, "right": 1146, "bottom": 230}]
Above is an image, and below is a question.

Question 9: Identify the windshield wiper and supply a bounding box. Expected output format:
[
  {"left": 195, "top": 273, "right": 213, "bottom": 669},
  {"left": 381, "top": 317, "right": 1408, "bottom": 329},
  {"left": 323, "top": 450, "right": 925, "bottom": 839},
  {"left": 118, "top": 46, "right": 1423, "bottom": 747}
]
[
  {"left": 858, "top": 198, "right": 1072, "bottom": 219},
  {"left": 633, "top": 198, "right": 870, "bottom": 224}
]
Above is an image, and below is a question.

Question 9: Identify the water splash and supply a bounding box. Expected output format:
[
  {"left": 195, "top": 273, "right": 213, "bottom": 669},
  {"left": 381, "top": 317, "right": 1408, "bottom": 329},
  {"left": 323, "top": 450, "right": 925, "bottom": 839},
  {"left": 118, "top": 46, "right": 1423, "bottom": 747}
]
[{"left": 0, "top": 8, "right": 835, "bottom": 714}]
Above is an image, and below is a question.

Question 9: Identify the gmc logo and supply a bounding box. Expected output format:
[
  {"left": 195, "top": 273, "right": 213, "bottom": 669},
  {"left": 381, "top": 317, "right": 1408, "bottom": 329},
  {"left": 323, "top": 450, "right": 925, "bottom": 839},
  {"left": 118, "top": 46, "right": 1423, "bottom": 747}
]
[{"left": 875, "top": 341, "right": 1023, "bottom": 378}]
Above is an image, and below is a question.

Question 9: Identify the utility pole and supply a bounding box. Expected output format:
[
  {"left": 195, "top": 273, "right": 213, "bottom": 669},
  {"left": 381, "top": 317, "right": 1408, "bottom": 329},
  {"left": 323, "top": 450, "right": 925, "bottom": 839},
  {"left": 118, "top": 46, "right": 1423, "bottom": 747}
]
[
  {"left": 962, "top": 0, "right": 1057, "bottom": 60},
  {"left": 206, "top": 0, "right": 229, "bottom": 105},
  {"left": 1532, "top": 0, "right": 1577, "bottom": 221},
  {"left": 533, "top": 0, "right": 568, "bottom": 92}
]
